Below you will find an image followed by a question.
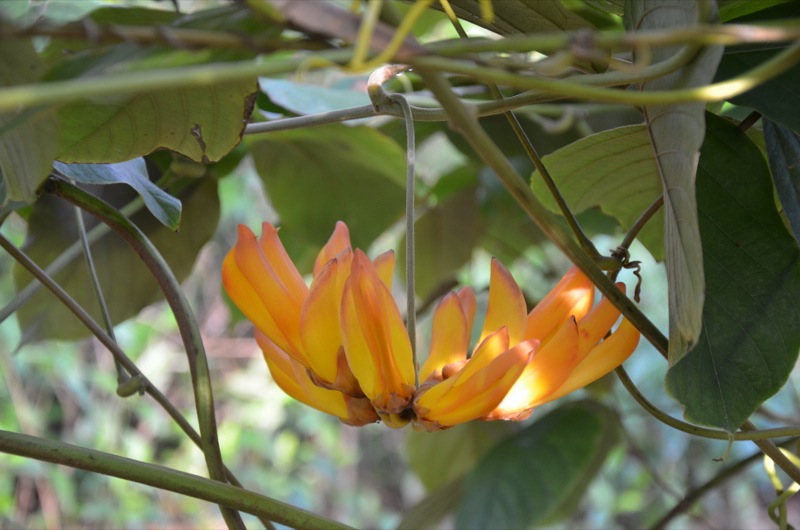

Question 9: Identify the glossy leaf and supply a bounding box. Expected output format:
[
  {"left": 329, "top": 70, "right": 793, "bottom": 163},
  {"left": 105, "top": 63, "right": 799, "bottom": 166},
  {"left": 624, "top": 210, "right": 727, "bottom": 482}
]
[
  {"left": 718, "top": 0, "right": 794, "bottom": 21},
  {"left": 406, "top": 421, "right": 515, "bottom": 492},
  {"left": 54, "top": 159, "right": 181, "bottom": 230},
  {"left": 665, "top": 113, "right": 800, "bottom": 432},
  {"left": 13, "top": 179, "right": 219, "bottom": 343},
  {"left": 249, "top": 124, "right": 406, "bottom": 255},
  {"left": 627, "top": 0, "right": 723, "bottom": 365},
  {"left": 530, "top": 124, "right": 664, "bottom": 260},
  {"left": 455, "top": 400, "right": 620, "bottom": 529},
  {"left": 764, "top": 119, "right": 800, "bottom": 245},
  {"left": 0, "top": 39, "right": 59, "bottom": 204}
]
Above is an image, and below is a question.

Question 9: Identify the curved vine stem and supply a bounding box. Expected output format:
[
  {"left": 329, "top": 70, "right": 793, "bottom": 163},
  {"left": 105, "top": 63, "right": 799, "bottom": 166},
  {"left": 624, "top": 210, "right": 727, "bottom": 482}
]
[
  {"left": 0, "top": 429, "right": 353, "bottom": 530},
  {"left": 45, "top": 178, "right": 245, "bottom": 530},
  {"left": 0, "top": 230, "right": 280, "bottom": 529}
]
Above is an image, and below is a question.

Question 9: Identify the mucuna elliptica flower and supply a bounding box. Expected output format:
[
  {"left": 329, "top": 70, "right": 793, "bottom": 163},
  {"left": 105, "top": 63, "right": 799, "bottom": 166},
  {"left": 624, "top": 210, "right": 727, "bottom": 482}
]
[{"left": 223, "top": 222, "right": 640, "bottom": 432}]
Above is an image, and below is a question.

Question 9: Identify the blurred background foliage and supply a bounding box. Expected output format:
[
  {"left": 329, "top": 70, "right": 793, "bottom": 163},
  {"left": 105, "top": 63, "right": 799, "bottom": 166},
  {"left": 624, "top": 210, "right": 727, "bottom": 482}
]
[{"left": 2, "top": 0, "right": 800, "bottom": 528}]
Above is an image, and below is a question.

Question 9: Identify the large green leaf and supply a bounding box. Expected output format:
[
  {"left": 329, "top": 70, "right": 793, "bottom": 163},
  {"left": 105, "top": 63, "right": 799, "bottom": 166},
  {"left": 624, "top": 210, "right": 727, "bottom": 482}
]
[
  {"left": 764, "top": 119, "right": 800, "bottom": 245},
  {"left": 530, "top": 124, "right": 664, "bottom": 260},
  {"left": 53, "top": 159, "right": 181, "bottom": 230},
  {"left": 627, "top": 0, "right": 724, "bottom": 365},
  {"left": 13, "top": 179, "right": 219, "bottom": 343},
  {"left": 665, "top": 113, "right": 800, "bottom": 432},
  {"left": 406, "top": 421, "right": 515, "bottom": 492},
  {"left": 455, "top": 400, "right": 620, "bottom": 529},
  {"left": 249, "top": 124, "right": 407, "bottom": 258},
  {"left": 0, "top": 39, "right": 59, "bottom": 204},
  {"left": 49, "top": 6, "right": 262, "bottom": 164}
]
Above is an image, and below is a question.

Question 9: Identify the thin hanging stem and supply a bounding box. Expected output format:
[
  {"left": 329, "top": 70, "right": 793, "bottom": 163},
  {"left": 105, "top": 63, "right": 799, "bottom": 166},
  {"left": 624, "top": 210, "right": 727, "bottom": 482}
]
[
  {"left": 72, "top": 204, "right": 131, "bottom": 387},
  {"left": 393, "top": 91, "right": 418, "bottom": 388},
  {"left": 367, "top": 64, "right": 418, "bottom": 387}
]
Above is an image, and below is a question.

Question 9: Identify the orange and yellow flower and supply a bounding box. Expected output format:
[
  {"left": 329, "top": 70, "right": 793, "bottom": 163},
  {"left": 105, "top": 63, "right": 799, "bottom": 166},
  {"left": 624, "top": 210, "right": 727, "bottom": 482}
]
[{"left": 222, "top": 221, "right": 641, "bottom": 432}]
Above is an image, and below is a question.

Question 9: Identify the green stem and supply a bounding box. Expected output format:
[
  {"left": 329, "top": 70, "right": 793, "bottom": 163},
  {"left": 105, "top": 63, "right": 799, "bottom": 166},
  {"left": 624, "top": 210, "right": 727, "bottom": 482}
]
[
  {"left": 415, "top": 67, "right": 669, "bottom": 358},
  {"left": 72, "top": 204, "right": 131, "bottom": 386},
  {"left": 0, "top": 231, "right": 278, "bottom": 529},
  {"left": 0, "top": 429, "right": 353, "bottom": 530},
  {"left": 615, "top": 366, "right": 800, "bottom": 442},
  {"left": 408, "top": 40, "right": 800, "bottom": 105},
  {"left": 46, "top": 179, "right": 244, "bottom": 530},
  {"left": 649, "top": 437, "right": 800, "bottom": 530}
]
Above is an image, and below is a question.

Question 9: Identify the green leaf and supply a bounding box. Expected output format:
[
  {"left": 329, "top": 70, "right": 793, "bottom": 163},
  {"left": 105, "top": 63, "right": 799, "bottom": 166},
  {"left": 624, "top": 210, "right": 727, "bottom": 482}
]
[
  {"left": 627, "top": 0, "right": 724, "bottom": 365},
  {"left": 57, "top": 82, "right": 257, "bottom": 164},
  {"left": 0, "top": 39, "right": 59, "bottom": 204},
  {"left": 48, "top": 6, "right": 263, "bottom": 164},
  {"left": 249, "top": 124, "right": 406, "bottom": 256},
  {"left": 13, "top": 179, "right": 219, "bottom": 343},
  {"left": 764, "top": 119, "right": 800, "bottom": 245},
  {"left": 530, "top": 124, "right": 664, "bottom": 260},
  {"left": 54, "top": 159, "right": 181, "bottom": 230},
  {"left": 396, "top": 479, "right": 463, "bottom": 530},
  {"left": 713, "top": 2, "right": 800, "bottom": 131},
  {"left": 399, "top": 173, "right": 481, "bottom": 299},
  {"left": 406, "top": 421, "right": 515, "bottom": 492},
  {"left": 455, "top": 400, "right": 620, "bottom": 529},
  {"left": 259, "top": 78, "right": 371, "bottom": 116},
  {"left": 443, "top": 0, "right": 593, "bottom": 35},
  {"left": 665, "top": 113, "right": 800, "bottom": 432},
  {"left": 718, "top": 0, "right": 794, "bottom": 21}
]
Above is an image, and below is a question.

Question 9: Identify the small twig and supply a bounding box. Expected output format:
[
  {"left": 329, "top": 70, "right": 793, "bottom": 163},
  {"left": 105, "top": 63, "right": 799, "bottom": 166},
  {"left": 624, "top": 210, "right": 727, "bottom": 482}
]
[{"left": 650, "top": 437, "right": 800, "bottom": 530}]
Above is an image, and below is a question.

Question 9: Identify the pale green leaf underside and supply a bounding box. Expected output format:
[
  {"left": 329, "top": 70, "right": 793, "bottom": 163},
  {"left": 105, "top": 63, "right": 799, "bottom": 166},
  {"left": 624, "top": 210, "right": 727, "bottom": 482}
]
[
  {"left": 445, "top": 0, "right": 593, "bottom": 35},
  {"left": 628, "top": 0, "right": 724, "bottom": 365},
  {"left": 531, "top": 124, "right": 664, "bottom": 260},
  {"left": 54, "top": 159, "right": 181, "bottom": 230}
]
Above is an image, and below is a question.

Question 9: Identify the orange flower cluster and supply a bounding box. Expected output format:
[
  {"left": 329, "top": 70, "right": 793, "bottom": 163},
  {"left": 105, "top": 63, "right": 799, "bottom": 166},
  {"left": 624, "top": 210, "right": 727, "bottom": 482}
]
[{"left": 222, "top": 222, "right": 640, "bottom": 431}]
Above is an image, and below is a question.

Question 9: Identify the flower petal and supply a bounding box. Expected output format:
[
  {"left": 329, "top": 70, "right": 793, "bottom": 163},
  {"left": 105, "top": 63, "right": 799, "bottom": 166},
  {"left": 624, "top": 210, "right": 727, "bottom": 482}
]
[
  {"left": 222, "top": 248, "right": 292, "bottom": 355},
  {"left": 545, "top": 317, "right": 640, "bottom": 405},
  {"left": 299, "top": 252, "right": 361, "bottom": 395},
  {"left": 341, "top": 250, "right": 415, "bottom": 413},
  {"left": 233, "top": 225, "right": 306, "bottom": 362},
  {"left": 257, "top": 222, "right": 309, "bottom": 305},
  {"left": 313, "top": 221, "right": 352, "bottom": 278},
  {"left": 524, "top": 265, "right": 594, "bottom": 345},
  {"left": 477, "top": 258, "right": 527, "bottom": 348},
  {"left": 413, "top": 339, "right": 536, "bottom": 431},
  {"left": 419, "top": 292, "right": 470, "bottom": 382},
  {"left": 575, "top": 283, "right": 626, "bottom": 362},
  {"left": 488, "top": 316, "right": 579, "bottom": 420},
  {"left": 373, "top": 250, "right": 395, "bottom": 289},
  {"left": 457, "top": 287, "right": 477, "bottom": 333},
  {"left": 255, "top": 330, "right": 379, "bottom": 425}
]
